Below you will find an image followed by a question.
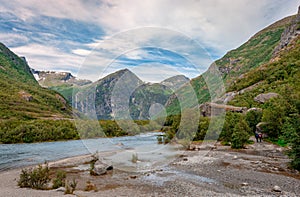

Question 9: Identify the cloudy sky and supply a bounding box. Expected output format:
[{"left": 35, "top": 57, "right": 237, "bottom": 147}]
[{"left": 0, "top": 0, "right": 299, "bottom": 82}]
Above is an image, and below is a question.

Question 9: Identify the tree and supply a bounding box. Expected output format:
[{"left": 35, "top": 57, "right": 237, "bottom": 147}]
[{"left": 231, "top": 117, "right": 251, "bottom": 149}]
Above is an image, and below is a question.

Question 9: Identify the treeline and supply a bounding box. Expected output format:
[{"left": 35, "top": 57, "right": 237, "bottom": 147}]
[{"left": 0, "top": 119, "right": 156, "bottom": 144}]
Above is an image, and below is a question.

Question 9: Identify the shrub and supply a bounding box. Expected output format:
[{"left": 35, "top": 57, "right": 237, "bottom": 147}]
[
  {"left": 18, "top": 163, "right": 50, "bottom": 189},
  {"left": 231, "top": 117, "right": 251, "bottom": 149},
  {"left": 65, "top": 179, "right": 77, "bottom": 194},
  {"left": 52, "top": 170, "right": 66, "bottom": 189}
]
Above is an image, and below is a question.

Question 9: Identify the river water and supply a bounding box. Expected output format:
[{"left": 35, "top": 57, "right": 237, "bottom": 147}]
[{"left": 0, "top": 132, "right": 180, "bottom": 172}]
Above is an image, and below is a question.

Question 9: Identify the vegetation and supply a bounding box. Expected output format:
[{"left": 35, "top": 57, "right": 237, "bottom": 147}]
[
  {"left": 18, "top": 163, "right": 50, "bottom": 189},
  {"left": 0, "top": 119, "right": 79, "bottom": 143},
  {"left": 52, "top": 170, "right": 66, "bottom": 189},
  {"left": 65, "top": 178, "right": 77, "bottom": 194},
  {"left": 231, "top": 117, "right": 251, "bottom": 149}
]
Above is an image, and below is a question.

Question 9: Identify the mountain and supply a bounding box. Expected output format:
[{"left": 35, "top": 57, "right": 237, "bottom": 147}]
[
  {"left": 166, "top": 10, "right": 298, "bottom": 114},
  {"left": 0, "top": 42, "right": 81, "bottom": 143},
  {"left": 31, "top": 69, "right": 92, "bottom": 102},
  {"left": 163, "top": 6, "right": 300, "bottom": 170},
  {"left": 161, "top": 75, "right": 189, "bottom": 90},
  {"left": 0, "top": 43, "right": 74, "bottom": 120},
  {"left": 73, "top": 69, "right": 188, "bottom": 120}
]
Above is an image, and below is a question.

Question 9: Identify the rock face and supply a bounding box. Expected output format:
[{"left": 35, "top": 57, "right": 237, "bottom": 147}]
[
  {"left": 74, "top": 69, "right": 188, "bottom": 120},
  {"left": 273, "top": 6, "right": 300, "bottom": 57},
  {"left": 160, "top": 75, "right": 189, "bottom": 90},
  {"left": 254, "top": 93, "right": 279, "bottom": 103},
  {"left": 200, "top": 102, "right": 247, "bottom": 117}
]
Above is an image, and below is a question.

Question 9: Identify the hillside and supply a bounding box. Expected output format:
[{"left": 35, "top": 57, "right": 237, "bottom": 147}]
[
  {"left": 0, "top": 43, "right": 80, "bottom": 143},
  {"left": 0, "top": 43, "right": 74, "bottom": 120},
  {"left": 166, "top": 13, "right": 297, "bottom": 114},
  {"left": 163, "top": 7, "right": 300, "bottom": 170}
]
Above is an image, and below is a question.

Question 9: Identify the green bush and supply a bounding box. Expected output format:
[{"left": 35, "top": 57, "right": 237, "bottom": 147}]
[
  {"left": 231, "top": 117, "right": 250, "bottom": 149},
  {"left": 18, "top": 163, "right": 50, "bottom": 189},
  {"left": 52, "top": 170, "right": 66, "bottom": 189}
]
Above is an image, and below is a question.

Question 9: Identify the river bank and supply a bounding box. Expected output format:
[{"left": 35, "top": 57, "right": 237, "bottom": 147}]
[{"left": 0, "top": 138, "right": 299, "bottom": 197}]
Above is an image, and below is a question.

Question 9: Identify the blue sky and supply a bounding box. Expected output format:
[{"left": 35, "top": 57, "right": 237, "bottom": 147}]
[{"left": 0, "top": 0, "right": 299, "bottom": 82}]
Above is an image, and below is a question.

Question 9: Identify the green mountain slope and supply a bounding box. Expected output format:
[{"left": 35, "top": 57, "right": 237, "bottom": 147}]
[
  {"left": 0, "top": 43, "right": 74, "bottom": 120},
  {"left": 166, "top": 15, "right": 295, "bottom": 114},
  {"left": 0, "top": 43, "right": 81, "bottom": 143}
]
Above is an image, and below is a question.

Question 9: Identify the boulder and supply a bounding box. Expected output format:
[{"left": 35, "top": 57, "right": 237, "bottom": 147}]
[
  {"left": 91, "top": 161, "right": 113, "bottom": 176},
  {"left": 254, "top": 93, "right": 279, "bottom": 103},
  {"left": 200, "top": 102, "right": 247, "bottom": 117}
]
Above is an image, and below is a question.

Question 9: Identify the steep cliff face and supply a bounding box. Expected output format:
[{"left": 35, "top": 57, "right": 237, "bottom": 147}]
[
  {"left": 73, "top": 70, "right": 189, "bottom": 120},
  {"left": 272, "top": 6, "right": 300, "bottom": 58}
]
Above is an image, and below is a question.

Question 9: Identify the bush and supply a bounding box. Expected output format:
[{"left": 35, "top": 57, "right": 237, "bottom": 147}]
[
  {"left": 65, "top": 178, "right": 77, "bottom": 194},
  {"left": 231, "top": 118, "right": 250, "bottom": 149},
  {"left": 52, "top": 170, "right": 66, "bottom": 189},
  {"left": 18, "top": 163, "right": 50, "bottom": 189}
]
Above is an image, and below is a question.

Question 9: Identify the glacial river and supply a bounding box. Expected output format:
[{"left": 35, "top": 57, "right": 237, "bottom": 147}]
[{"left": 0, "top": 132, "right": 180, "bottom": 172}]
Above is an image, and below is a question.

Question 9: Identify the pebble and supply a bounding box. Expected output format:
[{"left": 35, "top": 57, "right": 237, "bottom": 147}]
[
  {"left": 273, "top": 185, "right": 281, "bottom": 192},
  {"left": 241, "top": 182, "right": 249, "bottom": 186}
]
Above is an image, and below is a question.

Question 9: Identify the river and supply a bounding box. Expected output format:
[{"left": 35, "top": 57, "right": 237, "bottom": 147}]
[{"left": 0, "top": 132, "right": 180, "bottom": 172}]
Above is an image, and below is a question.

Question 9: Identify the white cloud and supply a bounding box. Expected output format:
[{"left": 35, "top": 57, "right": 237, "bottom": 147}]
[
  {"left": 0, "top": 33, "right": 29, "bottom": 46},
  {"left": 0, "top": 0, "right": 299, "bottom": 81},
  {"left": 72, "top": 49, "right": 92, "bottom": 56},
  {"left": 11, "top": 43, "right": 84, "bottom": 72}
]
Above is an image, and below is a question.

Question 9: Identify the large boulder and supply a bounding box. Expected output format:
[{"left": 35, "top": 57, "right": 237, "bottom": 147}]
[
  {"left": 254, "top": 93, "right": 279, "bottom": 103},
  {"left": 200, "top": 102, "right": 247, "bottom": 117}
]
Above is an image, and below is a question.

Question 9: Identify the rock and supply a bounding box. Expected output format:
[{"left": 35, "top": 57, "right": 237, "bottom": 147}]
[
  {"left": 130, "top": 175, "right": 137, "bottom": 179},
  {"left": 241, "top": 182, "right": 249, "bottom": 186},
  {"left": 19, "top": 91, "right": 33, "bottom": 101},
  {"left": 233, "top": 155, "right": 238, "bottom": 160},
  {"left": 91, "top": 161, "right": 113, "bottom": 176},
  {"left": 200, "top": 102, "right": 247, "bottom": 117},
  {"left": 55, "top": 187, "right": 66, "bottom": 192},
  {"left": 254, "top": 93, "right": 279, "bottom": 103},
  {"left": 273, "top": 185, "right": 281, "bottom": 192},
  {"left": 116, "top": 142, "right": 124, "bottom": 146}
]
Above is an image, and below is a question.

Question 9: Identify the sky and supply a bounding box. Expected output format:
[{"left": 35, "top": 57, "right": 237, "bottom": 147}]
[{"left": 0, "top": 0, "right": 299, "bottom": 82}]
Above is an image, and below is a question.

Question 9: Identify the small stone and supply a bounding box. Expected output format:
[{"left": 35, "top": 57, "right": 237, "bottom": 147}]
[
  {"left": 55, "top": 187, "right": 66, "bottom": 192},
  {"left": 233, "top": 156, "right": 238, "bottom": 159},
  {"left": 183, "top": 158, "right": 188, "bottom": 161},
  {"left": 241, "top": 182, "right": 249, "bottom": 186},
  {"left": 130, "top": 175, "right": 137, "bottom": 179},
  {"left": 273, "top": 185, "right": 281, "bottom": 192},
  {"left": 217, "top": 170, "right": 221, "bottom": 172}
]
